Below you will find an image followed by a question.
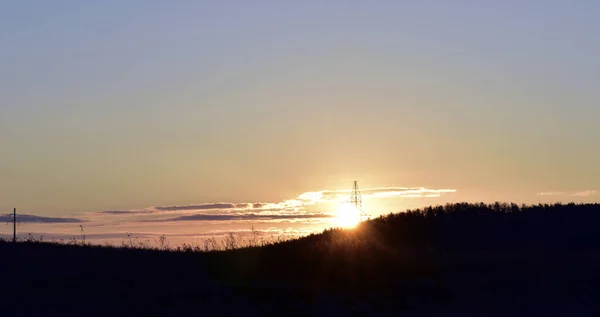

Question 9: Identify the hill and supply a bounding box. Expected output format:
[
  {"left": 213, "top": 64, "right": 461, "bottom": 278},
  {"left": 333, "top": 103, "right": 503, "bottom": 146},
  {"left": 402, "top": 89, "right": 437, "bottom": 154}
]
[{"left": 1, "top": 202, "right": 600, "bottom": 316}]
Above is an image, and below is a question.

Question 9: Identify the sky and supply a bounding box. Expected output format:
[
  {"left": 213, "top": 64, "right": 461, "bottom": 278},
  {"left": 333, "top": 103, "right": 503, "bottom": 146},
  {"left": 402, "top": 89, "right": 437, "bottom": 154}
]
[{"left": 1, "top": 1, "right": 599, "bottom": 245}]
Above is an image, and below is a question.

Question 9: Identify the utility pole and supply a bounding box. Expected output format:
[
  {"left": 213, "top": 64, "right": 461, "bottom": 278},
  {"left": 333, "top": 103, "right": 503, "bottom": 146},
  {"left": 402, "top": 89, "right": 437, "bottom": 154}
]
[{"left": 13, "top": 208, "right": 17, "bottom": 243}]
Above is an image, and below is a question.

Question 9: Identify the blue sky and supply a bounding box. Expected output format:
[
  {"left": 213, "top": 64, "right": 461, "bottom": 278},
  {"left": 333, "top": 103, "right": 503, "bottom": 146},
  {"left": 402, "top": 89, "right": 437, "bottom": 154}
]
[{"left": 1, "top": 1, "right": 599, "bottom": 243}]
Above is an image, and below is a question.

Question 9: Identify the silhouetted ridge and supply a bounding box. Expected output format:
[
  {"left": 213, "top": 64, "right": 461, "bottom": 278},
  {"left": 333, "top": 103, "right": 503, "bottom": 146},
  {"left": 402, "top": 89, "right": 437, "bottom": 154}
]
[{"left": 2, "top": 202, "right": 600, "bottom": 316}]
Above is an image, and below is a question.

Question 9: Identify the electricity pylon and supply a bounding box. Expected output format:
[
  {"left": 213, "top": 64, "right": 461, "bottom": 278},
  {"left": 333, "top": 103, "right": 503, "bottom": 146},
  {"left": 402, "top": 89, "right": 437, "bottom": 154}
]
[{"left": 349, "top": 181, "right": 364, "bottom": 223}]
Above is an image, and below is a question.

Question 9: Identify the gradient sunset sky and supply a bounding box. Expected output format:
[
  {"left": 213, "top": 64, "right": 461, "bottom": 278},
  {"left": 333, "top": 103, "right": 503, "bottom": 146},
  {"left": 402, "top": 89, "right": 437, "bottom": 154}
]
[{"left": 1, "top": 1, "right": 599, "bottom": 243}]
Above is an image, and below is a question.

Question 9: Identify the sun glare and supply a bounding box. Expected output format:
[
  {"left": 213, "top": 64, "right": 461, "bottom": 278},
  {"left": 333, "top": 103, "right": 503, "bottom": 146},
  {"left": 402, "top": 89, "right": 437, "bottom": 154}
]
[{"left": 335, "top": 202, "right": 360, "bottom": 228}]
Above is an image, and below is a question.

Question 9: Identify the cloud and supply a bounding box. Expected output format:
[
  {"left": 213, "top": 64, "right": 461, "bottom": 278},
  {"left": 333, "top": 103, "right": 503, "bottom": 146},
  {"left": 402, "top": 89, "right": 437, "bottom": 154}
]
[
  {"left": 154, "top": 203, "right": 243, "bottom": 211},
  {"left": 99, "top": 186, "right": 456, "bottom": 218},
  {"left": 100, "top": 203, "right": 267, "bottom": 214},
  {"left": 573, "top": 190, "right": 596, "bottom": 197},
  {"left": 101, "top": 210, "right": 153, "bottom": 215},
  {"left": 154, "top": 212, "right": 333, "bottom": 222},
  {"left": 537, "top": 192, "right": 565, "bottom": 196},
  {"left": 0, "top": 214, "right": 83, "bottom": 224},
  {"left": 298, "top": 187, "right": 457, "bottom": 203},
  {"left": 101, "top": 201, "right": 304, "bottom": 216},
  {"left": 365, "top": 187, "right": 457, "bottom": 198},
  {"left": 537, "top": 190, "right": 597, "bottom": 197}
]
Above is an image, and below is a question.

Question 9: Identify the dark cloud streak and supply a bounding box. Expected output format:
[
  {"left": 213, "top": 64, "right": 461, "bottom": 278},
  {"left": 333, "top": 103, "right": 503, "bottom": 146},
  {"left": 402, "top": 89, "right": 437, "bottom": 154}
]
[
  {"left": 154, "top": 203, "right": 256, "bottom": 211},
  {"left": 101, "top": 210, "right": 153, "bottom": 215},
  {"left": 0, "top": 214, "right": 83, "bottom": 224},
  {"left": 156, "top": 213, "right": 333, "bottom": 222}
]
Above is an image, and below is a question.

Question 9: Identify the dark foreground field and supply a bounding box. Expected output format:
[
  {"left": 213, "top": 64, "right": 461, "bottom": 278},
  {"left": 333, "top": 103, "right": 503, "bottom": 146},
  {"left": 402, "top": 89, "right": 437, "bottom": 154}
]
[{"left": 2, "top": 202, "right": 600, "bottom": 316}]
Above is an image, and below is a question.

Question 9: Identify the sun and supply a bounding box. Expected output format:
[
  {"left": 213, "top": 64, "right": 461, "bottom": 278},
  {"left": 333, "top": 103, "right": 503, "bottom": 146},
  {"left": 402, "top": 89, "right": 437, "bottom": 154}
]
[{"left": 335, "top": 202, "right": 361, "bottom": 228}]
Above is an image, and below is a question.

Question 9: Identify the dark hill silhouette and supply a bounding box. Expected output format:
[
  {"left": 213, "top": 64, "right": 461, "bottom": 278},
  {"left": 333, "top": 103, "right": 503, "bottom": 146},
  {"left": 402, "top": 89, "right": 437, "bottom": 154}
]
[{"left": 1, "top": 202, "right": 600, "bottom": 316}]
